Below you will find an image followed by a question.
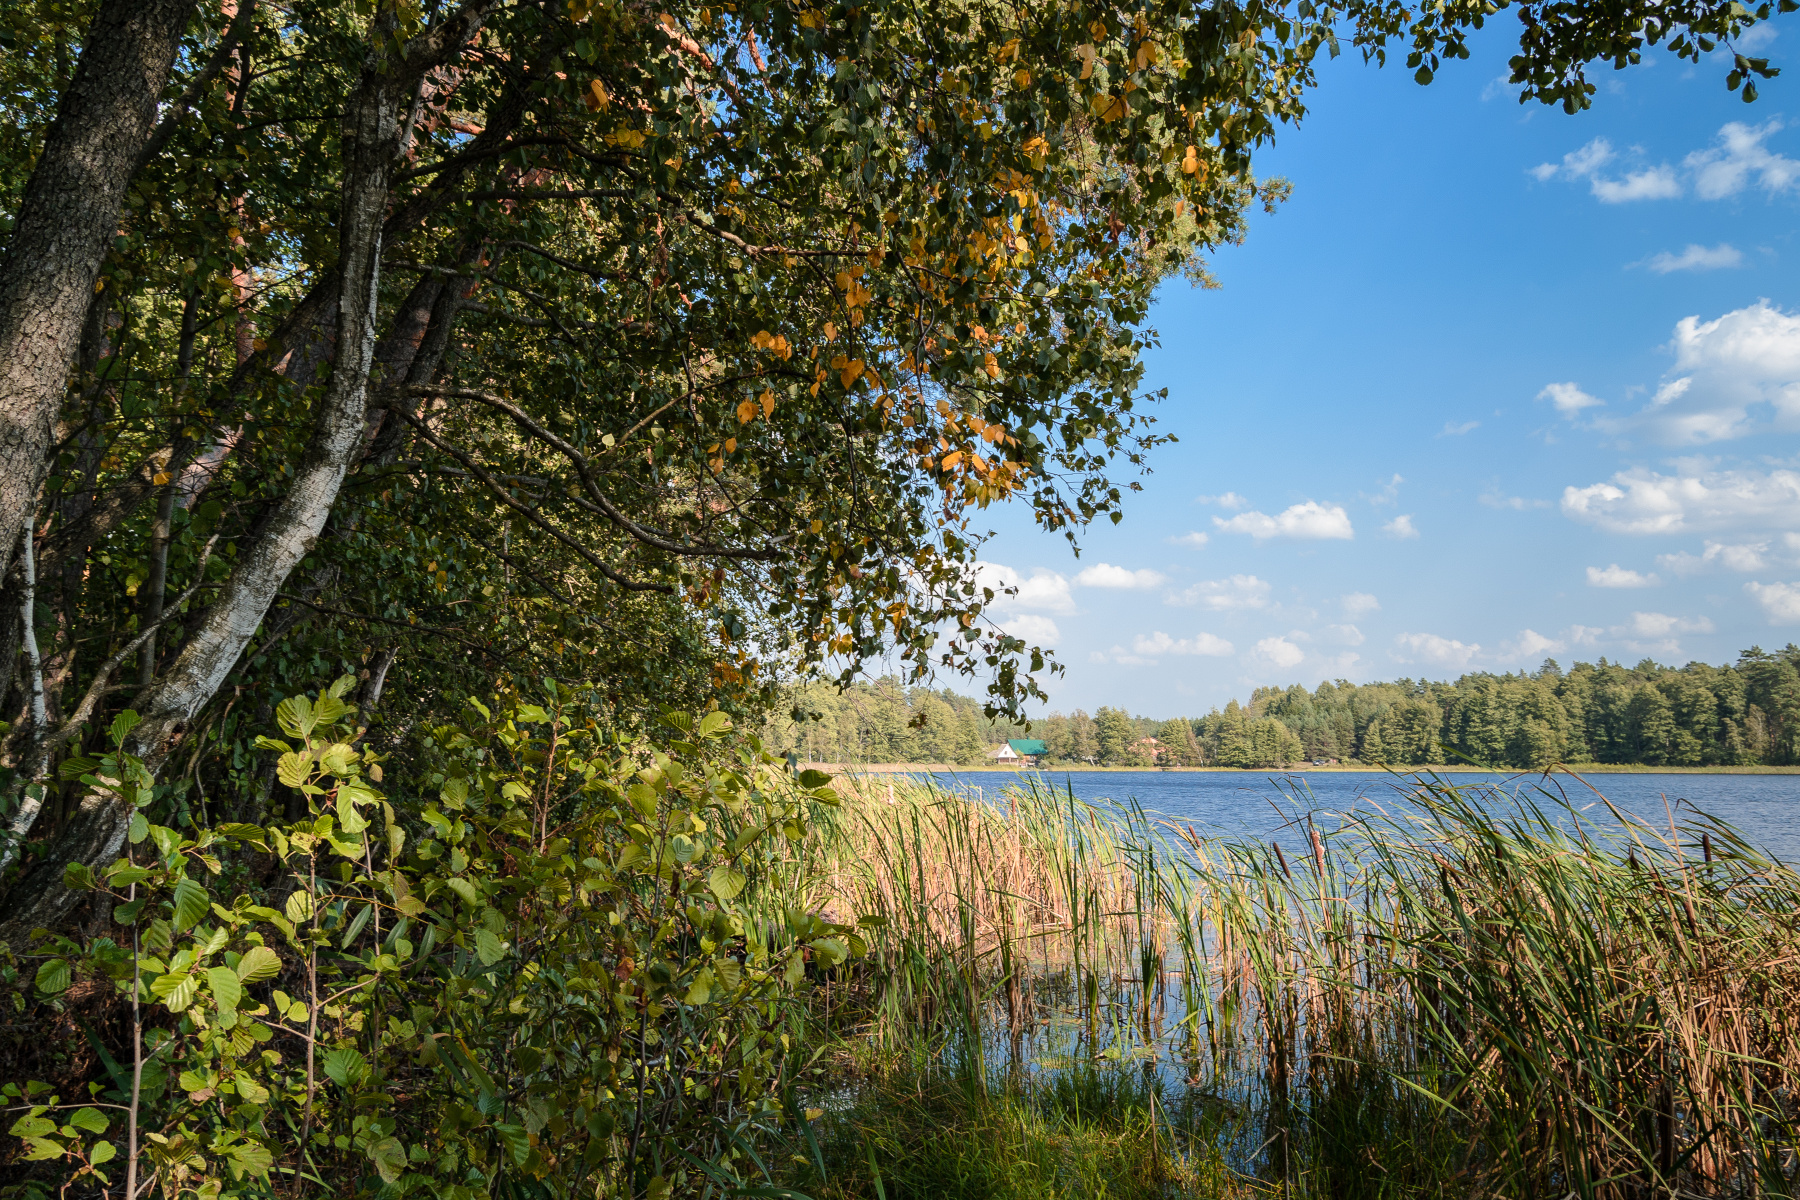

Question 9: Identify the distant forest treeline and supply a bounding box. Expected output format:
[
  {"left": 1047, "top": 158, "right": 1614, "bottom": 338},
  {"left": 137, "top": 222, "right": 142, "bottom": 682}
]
[{"left": 766, "top": 647, "right": 1800, "bottom": 769}]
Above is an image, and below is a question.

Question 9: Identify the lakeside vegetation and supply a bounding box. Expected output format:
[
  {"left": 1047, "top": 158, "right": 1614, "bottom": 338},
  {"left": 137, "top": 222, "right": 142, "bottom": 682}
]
[
  {"left": 1, "top": 0, "right": 1790, "bottom": 1194},
  {"left": 773, "top": 648, "right": 1800, "bottom": 771}
]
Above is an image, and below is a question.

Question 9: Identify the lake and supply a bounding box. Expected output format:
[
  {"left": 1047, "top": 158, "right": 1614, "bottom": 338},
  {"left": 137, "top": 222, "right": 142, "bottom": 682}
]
[{"left": 914, "top": 768, "right": 1800, "bottom": 861}]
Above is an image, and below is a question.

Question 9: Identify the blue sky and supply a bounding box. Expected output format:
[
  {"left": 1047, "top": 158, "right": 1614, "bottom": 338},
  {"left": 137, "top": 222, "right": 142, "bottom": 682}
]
[{"left": 971, "top": 19, "right": 1800, "bottom": 718}]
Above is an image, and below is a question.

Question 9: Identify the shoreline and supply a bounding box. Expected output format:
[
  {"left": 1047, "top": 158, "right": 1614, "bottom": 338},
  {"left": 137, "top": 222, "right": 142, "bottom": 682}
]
[{"left": 810, "top": 762, "right": 1800, "bottom": 776}]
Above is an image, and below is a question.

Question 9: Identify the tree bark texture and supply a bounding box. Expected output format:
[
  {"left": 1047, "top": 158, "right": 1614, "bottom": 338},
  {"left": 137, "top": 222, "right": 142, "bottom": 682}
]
[
  {"left": 0, "top": 0, "right": 198, "bottom": 586},
  {"left": 0, "top": 55, "right": 403, "bottom": 944}
]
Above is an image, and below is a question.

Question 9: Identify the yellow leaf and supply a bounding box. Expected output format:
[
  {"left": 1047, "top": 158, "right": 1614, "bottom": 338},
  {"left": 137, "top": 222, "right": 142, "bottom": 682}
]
[
  {"left": 822, "top": 321, "right": 837, "bottom": 340},
  {"left": 1091, "top": 93, "right": 1127, "bottom": 123},
  {"left": 760, "top": 390, "right": 776, "bottom": 417},
  {"left": 1077, "top": 44, "right": 1096, "bottom": 79},
  {"left": 798, "top": 7, "right": 824, "bottom": 27},
  {"left": 737, "top": 399, "right": 757, "bottom": 423},
  {"left": 1014, "top": 69, "right": 1031, "bottom": 89},
  {"left": 940, "top": 450, "right": 964, "bottom": 470},
  {"left": 585, "top": 79, "right": 610, "bottom": 112},
  {"left": 983, "top": 352, "right": 1000, "bottom": 380},
  {"left": 153, "top": 472, "right": 171, "bottom": 486},
  {"left": 810, "top": 519, "right": 823, "bottom": 533},
  {"left": 724, "top": 438, "right": 736, "bottom": 452}
]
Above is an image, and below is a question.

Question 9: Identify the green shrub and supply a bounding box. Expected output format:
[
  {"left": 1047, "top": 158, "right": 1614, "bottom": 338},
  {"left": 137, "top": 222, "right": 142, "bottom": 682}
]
[{"left": 7, "top": 681, "right": 864, "bottom": 1199}]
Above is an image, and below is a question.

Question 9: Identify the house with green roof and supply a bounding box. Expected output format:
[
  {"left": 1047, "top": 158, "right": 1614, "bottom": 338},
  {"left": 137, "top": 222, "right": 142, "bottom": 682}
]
[{"left": 989, "top": 738, "right": 1047, "bottom": 766}]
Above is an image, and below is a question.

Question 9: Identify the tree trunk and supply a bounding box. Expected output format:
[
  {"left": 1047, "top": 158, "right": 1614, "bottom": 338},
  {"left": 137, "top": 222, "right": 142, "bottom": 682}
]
[
  {"left": 0, "top": 49, "right": 403, "bottom": 945},
  {"left": 0, "top": 0, "right": 197, "bottom": 587}
]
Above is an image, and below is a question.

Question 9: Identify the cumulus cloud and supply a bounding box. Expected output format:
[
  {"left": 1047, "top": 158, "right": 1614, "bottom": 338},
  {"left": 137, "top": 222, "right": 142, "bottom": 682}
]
[
  {"left": 1747, "top": 581, "right": 1800, "bottom": 623},
  {"left": 1531, "top": 137, "right": 1681, "bottom": 202},
  {"left": 1481, "top": 490, "right": 1551, "bottom": 510},
  {"left": 1167, "top": 574, "right": 1272, "bottom": 611},
  {"left": 1393, "top": 632, "right": 1482, "bottom": 670},
  {"left": 1576, "top": 302, "right": 1800, "bottom": 446},
  {"left": 1341, "top": 592, "right": 1381, "bottom": 617},
  {"left": 1532, "top": 124, "right": 1799, "bottom": 205},
  {"left": 1383, "top": 514, "right": 1420, "bottom": 539},
  {"left": 969, "top": 562, "right": 1075, "bottom": 613},
  {"left": 1561, "top": 464, "right": 1800, "bottom": 534},
  {"left": 1215, "top": 501, "right": 1355, "bottom": 540},
  {"left": 998, "top": 613, "right": 1062, "bottom": 646},
  {"left": 1685, "top": 120, "right": 1800, "bottom": 200},
  {"left": 1131, "top": 631, "right": 1235, "bottom": 657},
  {"left": 1074, "top": 562, "right": 1167, "bottom": 590},
  {"left": 1197, "top": 491, "right": 1248, "bottom": 509},
  {"left": 1657, "top": 540, "right": 1770, "bottom": 575},
  {"left": 1253, "top": 636, "right": 1306, "bottom": 670},
  {"left": 1441, "top": 420, "right": 1480, "bottom": 436},
  {"left": 1644, "top": 243, "right": 1744, "bottom": 274},
  {"left": 1617, "top": 611, "right": 1715, "bottom": 638},
  {"left": 1326, "top": 623, "right": 1366, "bottom": 646},
  {"left": 1499, "top": 629, "right": 1567, "bottom": 661},
  {"left": 1587, "top": 564, "right": 1660, "bottom": 588},
  {"left": 1540, "top": 382, "right": 1605, "bottom": 417},
  {"left": 1170, "top": 531, "right": 1210, "bottom": 548}
]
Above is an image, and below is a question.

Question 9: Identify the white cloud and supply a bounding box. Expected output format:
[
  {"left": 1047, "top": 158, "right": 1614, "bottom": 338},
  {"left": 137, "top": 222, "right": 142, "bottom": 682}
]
[
  {"left": 1481, "top": 490, "right": 1551, "bottom": 511},
  {"left": 1326, "top": 623, "right": 1366, "bottom": 646},
  {"left": 1566, "top": 625, "right": 1605, "bottom": 647},
  {"left": 1167, "top": 574, "right": 1272, "bottom": 611},
  {"left": 1197, "top": 491, "right": 1248, "bottom": 510},
  {"left": 1441, "top": 420, "right": 1480, "bottom": 436},
  {"left": 1685, "top": 120, "right": 1800, "bottom": 200},
  {"left": 1131, "top": 630, "right": 1235, "bottom": 657},
  {"left": 1644, "top": 243, "right": 1744, "bottom": 274},
  {"left": 1341, "top": 592, "right": 1380, "bottom": 617},
  {"left": 1364, "top": 474, "right": 1404, "bottom": 506},
  {"left": 1539, "top": 381, "right": 1605, "bottom": 417},
  {"left": 1253, "top": 636, "right": 1306, "bottom": 670},
  {"left": 1393, "top": 632, "right": 1481, "bottom": 671},
  {"left": 1656, "top": 539, "right": 1769, "bottom": 575},
  {"left": 1170, "top": 531, "right": 1210, "bottom": 548},
  {"left": 1591, "top": 166, "right": 1683, "bottom": 202},
  {"left": 1561, "top": 464, "right": 1800, "bottom": 534},
  {"left": 1215, "top": 500, "right": 1354, "bottom": 540},
  {"left": 1074, "top": 562, "right": 1167, "bottom": 590},
  {"left": 1531, "top": 137, "right": 1681, "bottom": 202},
  {"left": 1747, "top": 581, "right": 1800, "bottom": 623},
  {"left": 998, "top": 613, "right": 1062, "bottom": 646},
  {"left": 1499, "top": 629, "right": 1567, "bottom": 661},
  {"left": 1606, "top": 301, "right": 1800, "bottom": 446},
  {"left": 1587, "top": 564, "right": 1660, "bottom": 588},
  {"left": 1617, "top": 611, "right": 1714, "bottom": 638},
  {"left": 1383, "top": 514, "right": 1420, "bottom": 539},
  {"left": 969, "top": 562, "right": 1074, "bottom": 613}
]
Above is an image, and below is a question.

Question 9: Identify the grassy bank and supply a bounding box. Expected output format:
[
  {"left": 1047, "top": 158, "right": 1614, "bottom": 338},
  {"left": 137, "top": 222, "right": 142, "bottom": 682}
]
[
  {"left": 783, "top": 769, "right": 1800, "bottom": 1198},
  {"left": 814, "top": 761, "right": 1800, "bottom": 774}
]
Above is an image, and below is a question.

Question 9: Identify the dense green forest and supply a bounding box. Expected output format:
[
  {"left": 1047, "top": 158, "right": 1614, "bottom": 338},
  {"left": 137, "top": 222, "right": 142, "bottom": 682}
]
[{"left": 788, "top": 647, "right": 1800, "bottom": 769}]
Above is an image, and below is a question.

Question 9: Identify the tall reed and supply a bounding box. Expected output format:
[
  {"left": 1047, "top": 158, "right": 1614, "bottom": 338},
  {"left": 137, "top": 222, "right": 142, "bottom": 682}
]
[{"left": 791, "top": 769, "right": 1800, "bottom": 1197}]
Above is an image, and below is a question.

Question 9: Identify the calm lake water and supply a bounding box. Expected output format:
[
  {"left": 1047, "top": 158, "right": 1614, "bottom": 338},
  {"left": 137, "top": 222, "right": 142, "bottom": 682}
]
[{"left": 914, "top": 768, "right": 1800, "bottom": 861}]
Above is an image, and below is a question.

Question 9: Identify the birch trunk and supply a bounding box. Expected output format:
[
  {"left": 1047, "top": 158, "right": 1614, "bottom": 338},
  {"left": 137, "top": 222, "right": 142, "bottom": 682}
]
[{"left": 0, "top": 51, "right": 403, "bottom": 944}]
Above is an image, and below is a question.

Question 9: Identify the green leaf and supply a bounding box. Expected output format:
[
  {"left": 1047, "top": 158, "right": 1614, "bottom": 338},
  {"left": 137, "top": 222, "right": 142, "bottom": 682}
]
[
  {"left": 699, "top": 710, "right": 731, "bottom": 738},
  {"left": 127, "top": 812, "right": 148, "bottom": 843},
  {"left": 9, "top": 1116, "right": 55, "bottom": 1138},
  {"left": 252, "top": 736, "right": 291, "bottom": 754},
  {"left": 707, "top": 866, "right": 747, "bottom": 901},
  {"left": 369, "top": 1135, "right": 407, "bottom": 1183},
  {"left": 314, "top": 694, "right": 348, "bottom": 728},
  {"left": 445, "top": 877, "right": 479, "bottom": 907},
  {"left": 171, "top": 877, "right": 210, "bottom": 933},
  {"left": 151, "top": 972, "right": 198, "bottom": 1011},
  {"left": 276, "top": 695, "right": 316, "bottom": 741},
  {"left": 276, "top": 752, "right": 310, "bottom": 789},
  {"left": 285, "top": 889, "right": 314, "bottom": 924},
  {"left": 206, "top": 966, "right": 243, "bottom": 1013},
  {"left": 109, "top": 710, "right": 142, "bottom": 747},
  {"left": 67, "top": 1108, "right": 108, "bottom": 1135},
  {"left": 232, "top": 1071, "right": 271, "bottom": 1106},
  {"left": 227, "top": 1139, "right": 274, "bottom": 1177},
  {"left": 236, "top": 945, "right": 281, "bottom": 983},
  {"left": 322, "top": 1046, "right": 368, "bottom": 1087},
  {"left": 474, "top": 929, "right": 506, "bottom": 965},
  {"left": 89, "top": 1140, "right": 116, "bottom": 1165},
  {"left": 683, "top": 967, "right": 714, "bottom": 1005},
  {"left": 798, "top": 769, "right": 833, "bottom": 788},
  {"left": 328, "top": 672, "right": 358, "bottom": 700},
  {"left": 494, "top": 1123, "right": 531, "bottom": 1165},
  {"left": 34, "top": 958, "right": 72, "bottom": 994},
  {"left": 56, "top": 755, "right": 100, "bottom": 781}
]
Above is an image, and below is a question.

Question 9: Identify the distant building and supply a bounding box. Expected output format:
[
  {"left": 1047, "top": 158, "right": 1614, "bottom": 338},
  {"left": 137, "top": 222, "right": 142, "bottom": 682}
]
[
  {"left": 1006, "top": 739, "right": 1048, "bottom": 766},
  {"left": 990, "top": 743, "right": 1023, "bottom": 764}
]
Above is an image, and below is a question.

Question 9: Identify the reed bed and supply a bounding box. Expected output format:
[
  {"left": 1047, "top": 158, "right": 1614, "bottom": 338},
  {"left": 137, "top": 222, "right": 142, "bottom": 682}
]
[{"left": 790, "top": 769, "right": 1800, "bottom": 1198}]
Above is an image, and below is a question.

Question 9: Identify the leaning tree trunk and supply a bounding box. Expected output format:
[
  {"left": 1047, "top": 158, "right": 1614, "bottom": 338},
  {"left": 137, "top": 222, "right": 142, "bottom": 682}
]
[
  {"left": 0, "top": 51, "right": 405, "bottom": 945},
  {"left": 0, "top": 0, "right": 197, "bottom": 587}
]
